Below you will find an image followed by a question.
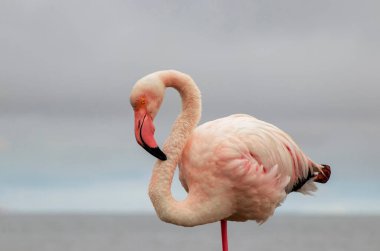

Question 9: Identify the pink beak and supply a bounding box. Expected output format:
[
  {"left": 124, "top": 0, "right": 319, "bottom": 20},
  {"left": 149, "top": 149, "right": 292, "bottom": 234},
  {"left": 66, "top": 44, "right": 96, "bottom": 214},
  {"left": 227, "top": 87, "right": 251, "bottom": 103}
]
[{"left": 134, "top": 109, "right": 167, "bottom": 161}]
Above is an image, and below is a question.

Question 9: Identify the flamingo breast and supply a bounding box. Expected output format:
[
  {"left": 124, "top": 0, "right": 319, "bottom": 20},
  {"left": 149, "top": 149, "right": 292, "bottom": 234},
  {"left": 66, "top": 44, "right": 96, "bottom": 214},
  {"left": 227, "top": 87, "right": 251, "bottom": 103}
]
[{"left": 179, "top": 114, "right": 313, "bottom": 222}]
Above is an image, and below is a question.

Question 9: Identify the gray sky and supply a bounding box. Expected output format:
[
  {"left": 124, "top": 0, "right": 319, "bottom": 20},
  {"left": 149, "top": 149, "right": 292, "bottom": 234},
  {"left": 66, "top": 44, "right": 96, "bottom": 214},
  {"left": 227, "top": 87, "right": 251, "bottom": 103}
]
[
  {"left": 1, "top": 0, "right": 379, "bottom": 119},
  {"left": 0, "top": 0, "right": 379, "bottom": 213}
]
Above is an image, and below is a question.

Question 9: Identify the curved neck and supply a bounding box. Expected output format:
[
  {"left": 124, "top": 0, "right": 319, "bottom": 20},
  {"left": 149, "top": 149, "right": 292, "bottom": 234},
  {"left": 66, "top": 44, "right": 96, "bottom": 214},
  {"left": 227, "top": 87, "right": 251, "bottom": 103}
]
[
  {"left": 160, "top": 70, "right": 202, "bottom": 161},
  {"left": 148, "top": 70, "right": 201, "bottom": 224}
]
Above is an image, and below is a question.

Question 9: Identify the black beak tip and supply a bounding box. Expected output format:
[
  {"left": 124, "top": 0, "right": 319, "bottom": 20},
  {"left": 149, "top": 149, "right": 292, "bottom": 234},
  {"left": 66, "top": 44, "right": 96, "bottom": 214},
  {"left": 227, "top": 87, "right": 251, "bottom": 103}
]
[
  {"left": 158, "top": 153, "right": 167, "bottom": 161},
  {"left": 143, "top": 145, "right": 167, "bottom": 161}
]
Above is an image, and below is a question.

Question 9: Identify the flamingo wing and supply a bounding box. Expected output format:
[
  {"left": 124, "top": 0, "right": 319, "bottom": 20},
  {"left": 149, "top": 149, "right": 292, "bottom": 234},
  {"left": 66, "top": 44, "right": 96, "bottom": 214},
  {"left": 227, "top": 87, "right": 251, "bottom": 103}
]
[{"left": 179, "top": 114, "right": 323, "bottom": 222}]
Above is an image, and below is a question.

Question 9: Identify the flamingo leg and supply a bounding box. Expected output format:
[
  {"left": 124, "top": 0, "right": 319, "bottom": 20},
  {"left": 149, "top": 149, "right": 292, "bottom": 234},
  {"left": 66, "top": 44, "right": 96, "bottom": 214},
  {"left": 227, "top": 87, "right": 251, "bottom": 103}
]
[{"left": 221, "top": 220, "right": 229, "bottom": 251}]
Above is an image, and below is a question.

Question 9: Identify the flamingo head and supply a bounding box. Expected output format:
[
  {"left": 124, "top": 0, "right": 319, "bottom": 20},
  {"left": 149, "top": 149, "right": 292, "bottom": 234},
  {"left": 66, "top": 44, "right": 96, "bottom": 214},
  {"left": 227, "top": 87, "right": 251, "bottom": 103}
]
[{"left": 130, "top": 74, "right": 167, "bottom": 161}]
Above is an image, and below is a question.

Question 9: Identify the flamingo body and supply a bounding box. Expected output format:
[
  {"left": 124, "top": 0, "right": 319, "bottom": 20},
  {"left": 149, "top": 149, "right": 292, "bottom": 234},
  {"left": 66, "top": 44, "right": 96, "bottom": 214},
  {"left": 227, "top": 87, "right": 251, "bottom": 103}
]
[
  {"left": 130, "top": 70, "right": 331, "bottom": 228},
  {"left": 180, "top": 114, "right": 316, "bottom": 223}
]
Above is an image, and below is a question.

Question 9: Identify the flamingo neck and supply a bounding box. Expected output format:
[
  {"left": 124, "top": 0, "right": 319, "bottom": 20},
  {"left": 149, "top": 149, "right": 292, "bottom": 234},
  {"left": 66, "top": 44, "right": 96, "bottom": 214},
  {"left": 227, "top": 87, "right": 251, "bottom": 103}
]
[
  {"left": 148, "top": 70, "right": 201, "bottom": 225},
  {"left": 160, "top": 70, "right": 201, "bottom": 162}
]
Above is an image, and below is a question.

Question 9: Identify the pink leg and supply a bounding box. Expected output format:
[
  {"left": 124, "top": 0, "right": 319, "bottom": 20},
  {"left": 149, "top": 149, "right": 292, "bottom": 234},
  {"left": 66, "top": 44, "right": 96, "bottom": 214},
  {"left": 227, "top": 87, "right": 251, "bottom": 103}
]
[{"left": 221, "top": 220, "right": 228, "bottom": 251}]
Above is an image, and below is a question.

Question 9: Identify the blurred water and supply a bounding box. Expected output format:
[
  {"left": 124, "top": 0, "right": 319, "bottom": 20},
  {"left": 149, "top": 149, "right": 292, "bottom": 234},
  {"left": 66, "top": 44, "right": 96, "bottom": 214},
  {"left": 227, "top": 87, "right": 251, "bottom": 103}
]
[
  {"left": 1, "top": 115, "right": 379, "bottom": 214},
  {"left": 0, "top": 214, "right": 378, "bottom": 251}
]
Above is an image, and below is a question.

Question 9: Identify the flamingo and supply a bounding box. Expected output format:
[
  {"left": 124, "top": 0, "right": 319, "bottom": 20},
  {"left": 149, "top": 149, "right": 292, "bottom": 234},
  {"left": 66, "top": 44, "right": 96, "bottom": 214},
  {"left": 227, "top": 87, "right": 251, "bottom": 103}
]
[{"left": 130, "top": 70, "right": 331, "bottom": 251}]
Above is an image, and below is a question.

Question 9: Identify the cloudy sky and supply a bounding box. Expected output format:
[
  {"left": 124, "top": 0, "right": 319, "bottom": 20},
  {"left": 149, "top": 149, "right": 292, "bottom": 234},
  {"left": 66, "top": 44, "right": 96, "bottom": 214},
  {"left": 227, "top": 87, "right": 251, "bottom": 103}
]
[{"left": 0, "top": 0, "right": 379, "bottom": 213}]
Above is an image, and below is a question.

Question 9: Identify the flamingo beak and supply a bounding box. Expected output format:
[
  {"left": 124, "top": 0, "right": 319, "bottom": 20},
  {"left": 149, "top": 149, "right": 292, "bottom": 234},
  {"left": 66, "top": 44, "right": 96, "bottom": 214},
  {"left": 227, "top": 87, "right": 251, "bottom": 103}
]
[{"left": 134, "top": 109, "right": 167, "bottom": 161}]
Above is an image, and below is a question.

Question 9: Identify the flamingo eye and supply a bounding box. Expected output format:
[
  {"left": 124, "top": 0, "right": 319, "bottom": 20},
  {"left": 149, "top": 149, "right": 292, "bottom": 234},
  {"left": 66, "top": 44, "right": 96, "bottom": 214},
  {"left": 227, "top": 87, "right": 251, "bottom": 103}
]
[{"left": 141, "top": 98, "right": 146, "bottom": 105}]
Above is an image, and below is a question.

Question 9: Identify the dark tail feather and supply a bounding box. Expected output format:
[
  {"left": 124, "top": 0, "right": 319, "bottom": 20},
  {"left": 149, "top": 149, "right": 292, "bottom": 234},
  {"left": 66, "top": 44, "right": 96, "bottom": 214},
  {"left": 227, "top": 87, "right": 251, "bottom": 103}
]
[
  {"left": 314, "top": 164, "right": 331, "bottom": 183},
  {"left": 290, "top": 164, "right": 331, "bottom": 193}
]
